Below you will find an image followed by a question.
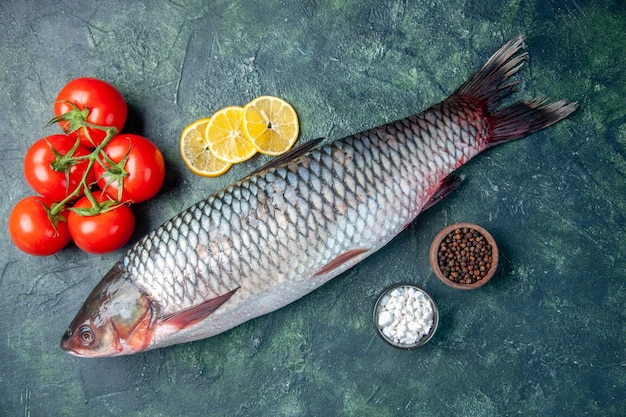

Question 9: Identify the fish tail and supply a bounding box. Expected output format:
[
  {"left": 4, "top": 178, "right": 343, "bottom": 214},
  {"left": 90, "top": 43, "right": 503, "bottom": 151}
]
[
  {"left": 454, "top": 35, "right": 578, "bottom": 148},
  {"left": 486, "top": 99, "right": 578, "bottom": 147}
]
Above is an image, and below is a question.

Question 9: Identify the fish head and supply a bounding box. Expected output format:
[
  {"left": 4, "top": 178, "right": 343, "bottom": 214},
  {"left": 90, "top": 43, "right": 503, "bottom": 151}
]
[{"left": 61, "top": 263, "right": 156, "bottom": 358}]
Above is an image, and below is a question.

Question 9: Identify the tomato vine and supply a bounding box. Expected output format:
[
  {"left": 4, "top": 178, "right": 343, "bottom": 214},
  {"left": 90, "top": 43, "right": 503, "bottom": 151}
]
[{"left": 9, "top": 77, "right": 165, "bottom": 256}]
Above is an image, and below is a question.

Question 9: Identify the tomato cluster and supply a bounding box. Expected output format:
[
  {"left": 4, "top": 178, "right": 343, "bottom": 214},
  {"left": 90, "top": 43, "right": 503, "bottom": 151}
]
[{"left": 8, "top": 77, "right": 165, "bottom": 256}]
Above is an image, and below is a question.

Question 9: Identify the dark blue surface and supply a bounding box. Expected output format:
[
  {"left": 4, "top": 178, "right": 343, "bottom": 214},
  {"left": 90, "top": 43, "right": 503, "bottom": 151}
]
[{"left": 0, "top": 0, "right": 624, "bottom": 415}]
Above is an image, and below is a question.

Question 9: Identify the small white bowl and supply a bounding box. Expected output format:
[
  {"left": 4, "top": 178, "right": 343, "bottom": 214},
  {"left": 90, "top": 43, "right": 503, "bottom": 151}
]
[{"left": 373, "top": 283, "right": 439, "bottom": 350}]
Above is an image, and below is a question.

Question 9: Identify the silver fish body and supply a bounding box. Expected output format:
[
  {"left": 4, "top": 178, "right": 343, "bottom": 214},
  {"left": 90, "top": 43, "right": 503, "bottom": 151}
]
[
  {"left": 127, "top": 108, "right": 474, "bottom": 347},
  {"left": 61, "top": 36, "right": 577, "bottom": 357}
]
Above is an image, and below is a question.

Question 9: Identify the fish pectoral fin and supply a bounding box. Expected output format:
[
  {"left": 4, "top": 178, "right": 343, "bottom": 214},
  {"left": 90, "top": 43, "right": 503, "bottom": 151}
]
[
  {"left": 314, "top": 248, "right": 369, "bottom": 277},
  {"left": 423, "top": 174, "right": 465, "bottom": 211},
  {"left": 161, "top": 287, "right": 239, "bottom": 329}
]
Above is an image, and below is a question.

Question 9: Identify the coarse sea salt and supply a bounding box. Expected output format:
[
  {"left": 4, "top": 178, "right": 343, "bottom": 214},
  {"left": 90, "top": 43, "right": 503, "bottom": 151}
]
[{"left": 376, "top": 286, "right": 434, "bottom": 346}]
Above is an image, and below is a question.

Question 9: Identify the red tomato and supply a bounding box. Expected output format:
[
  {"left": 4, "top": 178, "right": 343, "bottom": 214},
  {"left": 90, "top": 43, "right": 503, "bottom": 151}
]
[
  {"left": 8, "top": 196, "right": 71, "bottom": 256},
  {"left": 68, "top": 191, "right": 135, "bottom": 254},
  {"left": 23, "top": 134, "right": 95, "bottom": 202},
  {"left": 54, "top": 77, "right": 128, "bottom": 148},
  {"left": 93, "top": 133, "right": 165, "bottom": 203}
]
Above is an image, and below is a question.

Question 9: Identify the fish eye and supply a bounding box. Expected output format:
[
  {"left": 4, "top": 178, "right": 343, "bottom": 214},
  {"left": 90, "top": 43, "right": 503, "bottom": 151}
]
[{"left": 78, "top": 325, "right": 95, "bottom": 346}]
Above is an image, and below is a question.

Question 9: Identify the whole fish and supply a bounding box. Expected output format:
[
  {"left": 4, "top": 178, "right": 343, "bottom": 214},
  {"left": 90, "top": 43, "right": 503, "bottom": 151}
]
[{"left": 61, "top": 36, "right": 576, "bottom": 357}]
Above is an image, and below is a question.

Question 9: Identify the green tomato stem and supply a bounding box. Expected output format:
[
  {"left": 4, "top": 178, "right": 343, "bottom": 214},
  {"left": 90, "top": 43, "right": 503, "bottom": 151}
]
[{"left": 48, "top": 125, "right": 118, "bottom": 216}]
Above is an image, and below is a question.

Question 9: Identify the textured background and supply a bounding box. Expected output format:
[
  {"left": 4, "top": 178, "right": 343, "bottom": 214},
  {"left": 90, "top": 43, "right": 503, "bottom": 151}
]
[{"left": 1, "top": 0, "right": 625, "bottom": 416}]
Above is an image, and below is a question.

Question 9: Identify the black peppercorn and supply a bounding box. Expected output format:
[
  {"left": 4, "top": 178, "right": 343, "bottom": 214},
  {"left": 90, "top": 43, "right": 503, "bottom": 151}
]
[{"left": 437, "top": 227, "right": 493, "bottom": 284}]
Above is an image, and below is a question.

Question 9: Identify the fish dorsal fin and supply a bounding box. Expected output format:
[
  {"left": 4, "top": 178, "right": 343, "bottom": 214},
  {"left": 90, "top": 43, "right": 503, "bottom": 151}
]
[
  {"left": 313, "top": 248, "right": 369, "bottom": 277},
  {"left": 423, "top": 174, "right": 465, "bottom": 211},
  {"left": 248, "top": 138, "right": 324, "bottom": 176},
  {"left": 161, "top": 287, "right": 239, "bottom": 330}
]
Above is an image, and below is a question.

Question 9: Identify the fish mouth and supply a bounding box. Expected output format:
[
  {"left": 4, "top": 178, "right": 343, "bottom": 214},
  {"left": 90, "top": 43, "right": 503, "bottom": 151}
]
[
  {"left": 59, "top": 328, "right": 121, "bottom": 358},
  {"left": 60, "top": 329, "right": 83, "bottom": 356}
]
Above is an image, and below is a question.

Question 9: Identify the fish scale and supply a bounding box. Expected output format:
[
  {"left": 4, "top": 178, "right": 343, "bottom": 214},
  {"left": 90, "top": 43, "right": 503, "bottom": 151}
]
[
  {"left": 124, "top": 104, "right": 470, "bottom": 321},
  {"left": 61, "top": 37, "right": 577, "bottom": 356}
]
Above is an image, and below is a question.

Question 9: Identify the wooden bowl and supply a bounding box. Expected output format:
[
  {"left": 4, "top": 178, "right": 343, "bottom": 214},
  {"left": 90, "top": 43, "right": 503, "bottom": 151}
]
[{"left": 429, "top": 223, "right": 498, "bottom": 290}]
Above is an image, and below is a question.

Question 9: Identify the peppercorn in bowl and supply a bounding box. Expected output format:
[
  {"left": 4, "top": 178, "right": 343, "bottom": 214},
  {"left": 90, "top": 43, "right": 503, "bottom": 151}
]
[{"left": 430, "top": 223, "right": 499, "bottom": 290}]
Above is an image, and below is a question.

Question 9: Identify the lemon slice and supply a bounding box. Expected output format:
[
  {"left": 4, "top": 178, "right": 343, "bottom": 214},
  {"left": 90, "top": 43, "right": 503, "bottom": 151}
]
[
  {"left": 205, "top": 106, "right": 257, "bottom": 163},
  {"left": 243, "top": 96, "right": 299, "bottom": 156},
  {"left": 180, "top": 118, "right": 232, "bottom": 177}
]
